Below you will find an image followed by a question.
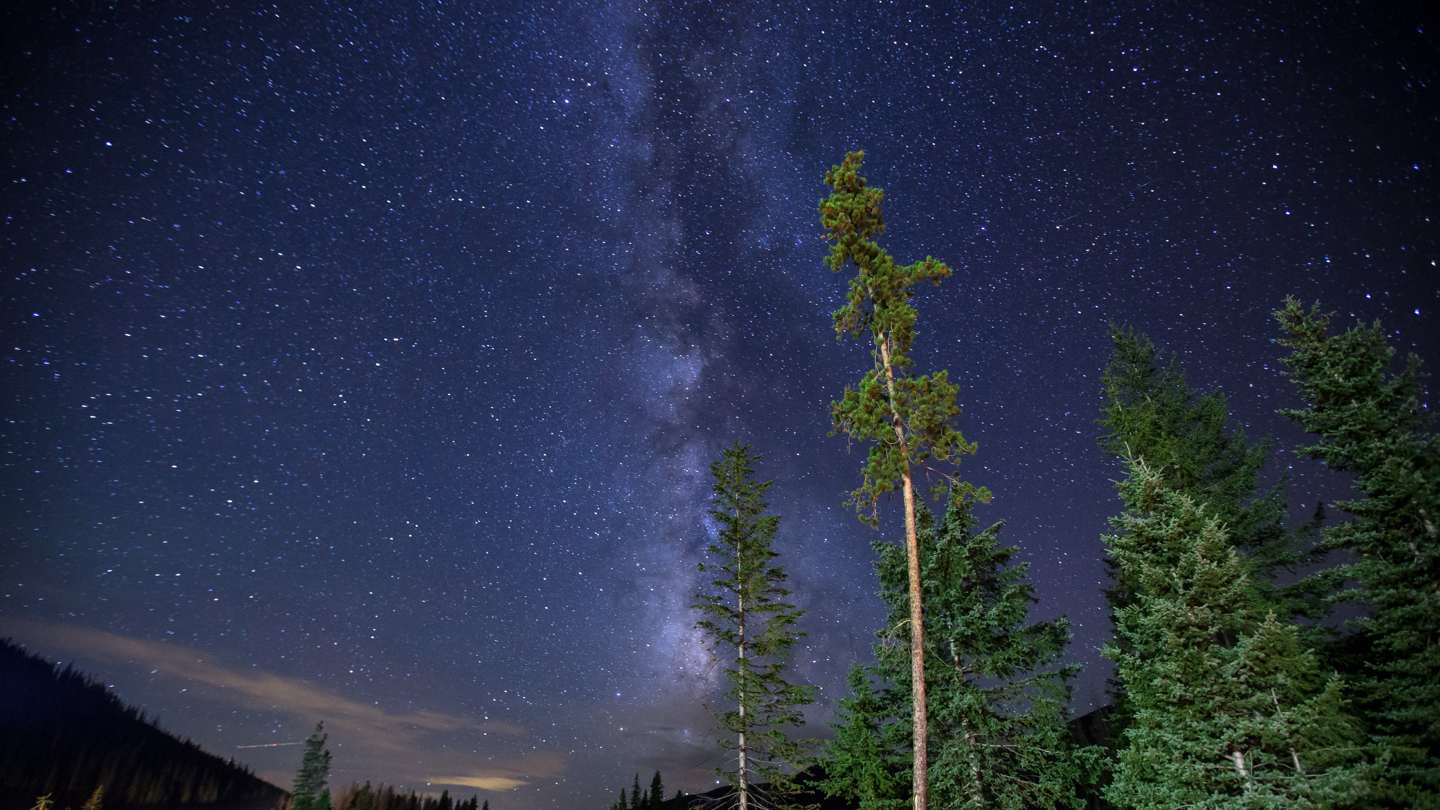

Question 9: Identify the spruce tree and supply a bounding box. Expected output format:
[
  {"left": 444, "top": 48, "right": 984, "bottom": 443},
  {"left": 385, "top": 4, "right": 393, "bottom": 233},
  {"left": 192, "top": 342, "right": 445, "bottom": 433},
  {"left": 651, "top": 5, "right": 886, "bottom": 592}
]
[
  {"left": 632, "top": 773, "right": 642, "bottom": 810},
  {"left": 292, "top": 722, "right": 332, "bottom": 810},
  {"left": 648, "top": 772, "right": 664, "bottom": 810},
  {"left": 824, "top": 495, "right": 1093, "bottom": 809},
  {"left": 1097, "top": 323, "right": 1296, "bottom": 611},
  {"left": 1275, "top": 298, "right": 1440, "bottom": 806},
  {"left": 1094, "top": 324, "right": 1321, "bottom": 776},
  {"left": 822, "top": 663, "right": 912, "bottom": 810},
  {"left": 821, "top": 150, "right": 987, "bottom": 810},
  {"left": 694, "top": 443, "right": 817, "bottom": 810},
  {"left": 1103, "top": 459, "right": 1370, "bottom": 809}
]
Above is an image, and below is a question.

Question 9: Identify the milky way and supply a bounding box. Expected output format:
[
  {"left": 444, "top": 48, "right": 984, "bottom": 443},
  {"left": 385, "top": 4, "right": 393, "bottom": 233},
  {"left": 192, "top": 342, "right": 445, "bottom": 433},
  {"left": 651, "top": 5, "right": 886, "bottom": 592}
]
[{"left": 2, "top": 2, "right": 1436, "bottom": 806}]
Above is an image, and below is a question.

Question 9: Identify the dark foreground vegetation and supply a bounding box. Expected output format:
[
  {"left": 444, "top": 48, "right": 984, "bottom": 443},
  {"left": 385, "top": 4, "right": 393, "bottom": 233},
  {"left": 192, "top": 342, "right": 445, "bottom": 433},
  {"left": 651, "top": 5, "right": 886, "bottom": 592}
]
[{"left": 0, "top": 638, "right": 287, "bottom": 810}]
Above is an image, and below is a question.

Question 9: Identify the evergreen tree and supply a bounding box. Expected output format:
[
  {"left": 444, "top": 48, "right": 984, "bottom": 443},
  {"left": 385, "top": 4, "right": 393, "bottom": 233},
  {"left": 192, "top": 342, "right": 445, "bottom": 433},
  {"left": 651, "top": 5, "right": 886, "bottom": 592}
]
[
  {"left": 1095, "top": 324, "right": 1319, "bottom": 776},
  {"left": 1097, "top": 323, "right": 1296, "bottom": 612},
  {"left": 825, "top": 495, "right": 1094, "bottom": 809},
  {"left": 648, "top": 772, "right": 664, "bottom": 810},
  {"left": 694, "top": 443, "right": 817, "bottom": 810},
  {"left": 1275, "top": 298, "right": 1440, "bottom": 806},
  {"left": 822, "top": 664, "right": 911, "bottom": 810},
  {"left": 631, "top": 773, "right": 642, "bottom": 810},
  {"left": 821, "top": 150, "right": 987, "bottom": 810},
  {"left": 1103, "top": 459, "right": 1370, "bottom": 809},
  {"left": 293, "top": 722, "right": 333, "bottom": 810}
]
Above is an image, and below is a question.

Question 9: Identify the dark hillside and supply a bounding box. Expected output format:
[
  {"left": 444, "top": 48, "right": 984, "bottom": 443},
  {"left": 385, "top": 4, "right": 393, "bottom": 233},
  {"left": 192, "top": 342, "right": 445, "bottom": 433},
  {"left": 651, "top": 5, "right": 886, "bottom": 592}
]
[{"left": 0, "top": 638, "right": 287, "bottom": 810}]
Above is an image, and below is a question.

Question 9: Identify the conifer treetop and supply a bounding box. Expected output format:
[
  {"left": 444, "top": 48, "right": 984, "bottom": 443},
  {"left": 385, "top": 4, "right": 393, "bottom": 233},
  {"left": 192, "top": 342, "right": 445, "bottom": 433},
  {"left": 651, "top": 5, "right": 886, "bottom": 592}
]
[{"left": 820, "top": 151, "right": 987, "bottom": 522}]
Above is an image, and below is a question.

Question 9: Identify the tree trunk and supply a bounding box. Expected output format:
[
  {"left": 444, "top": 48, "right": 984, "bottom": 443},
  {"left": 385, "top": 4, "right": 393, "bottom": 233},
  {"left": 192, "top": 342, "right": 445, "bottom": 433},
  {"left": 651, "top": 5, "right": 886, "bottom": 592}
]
[
  {"left": 738, "top": 578, "right": 749, "bottom": 810},
  {"left": 1230, "top": 750, "right": 1248, "bottom": 779},
  {"left": 961, "top": 718, "right": 984, "bottom": 809},
  {"left": 877, "top": 337, "right": 928, "bottom": 810}
]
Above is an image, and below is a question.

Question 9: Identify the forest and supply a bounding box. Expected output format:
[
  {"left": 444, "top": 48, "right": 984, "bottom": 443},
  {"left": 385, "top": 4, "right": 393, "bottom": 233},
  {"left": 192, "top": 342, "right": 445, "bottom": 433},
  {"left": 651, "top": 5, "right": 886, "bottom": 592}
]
[
  {"left": 674, "top": 153, "right": 1439, "bottom": 810},
  {"left": 0, "top": 638, "right": 287, "bottom": 810}
]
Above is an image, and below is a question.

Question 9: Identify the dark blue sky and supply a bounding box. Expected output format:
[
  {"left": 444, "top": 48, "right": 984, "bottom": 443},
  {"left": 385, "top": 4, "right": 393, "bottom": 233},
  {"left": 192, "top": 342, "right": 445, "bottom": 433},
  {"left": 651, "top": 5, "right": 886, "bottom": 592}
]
[{"left": 2, "top": 0, "right": 1435, "bottom": 805}]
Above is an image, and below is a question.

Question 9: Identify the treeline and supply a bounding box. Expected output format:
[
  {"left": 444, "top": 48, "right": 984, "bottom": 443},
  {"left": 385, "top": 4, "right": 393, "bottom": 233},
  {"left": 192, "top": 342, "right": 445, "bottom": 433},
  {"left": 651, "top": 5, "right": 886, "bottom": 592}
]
[
  {"left": 606, "top": 771, "right": 667, "bottom": 810},
  {"left": 0, "top": 638, "right": 287, "bottom": 810},
  {"left": 329, "top": 783, "right": 483, "bottom": 810}
]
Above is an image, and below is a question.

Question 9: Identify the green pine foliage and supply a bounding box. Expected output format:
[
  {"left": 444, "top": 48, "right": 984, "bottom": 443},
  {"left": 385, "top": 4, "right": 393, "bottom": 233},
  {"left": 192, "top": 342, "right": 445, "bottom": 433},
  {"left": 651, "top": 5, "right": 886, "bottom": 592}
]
[
  {"left": 824, "top": 495, "right": 1093, "bottom": 810},
  {"left": 1102, "top": 459, "right": 1371, "bottom": 809},
  {"left": 1094, "top": 324, "right": 1320, "bottom": 772},
  {"left": 693, "top": 443, "right": 817, "bottom": 807},
  {"left": 822, "top": 663, "right": 912, "bottom": 810},
  {"left": 1275, "top": 298, "right": 1440, "bottom": 807},
  {"left": 293, "top": 722, "right": 333, "bottom": 810},
  {"left": 821, "top": 151, "right": 986, "bottom": 522},
  {"left": 916, "top": 499, "right": 1097, "bottom": 810},
  {"left": 1097, "top": 323, "right": 1297, "bottom": 609}
]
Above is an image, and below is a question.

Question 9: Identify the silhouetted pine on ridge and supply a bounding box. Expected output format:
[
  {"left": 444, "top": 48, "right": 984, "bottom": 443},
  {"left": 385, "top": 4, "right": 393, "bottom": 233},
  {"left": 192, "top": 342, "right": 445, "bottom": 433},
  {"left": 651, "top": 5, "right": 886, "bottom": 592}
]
[{"left": 0, "top": 637, "right": 287, "bottom": 810}]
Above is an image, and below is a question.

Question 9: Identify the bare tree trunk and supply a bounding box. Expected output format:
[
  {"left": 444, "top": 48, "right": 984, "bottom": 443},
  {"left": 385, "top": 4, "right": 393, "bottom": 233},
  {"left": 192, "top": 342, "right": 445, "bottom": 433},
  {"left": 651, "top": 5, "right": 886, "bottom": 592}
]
[
  {"left": 877, "top": 337, "right": 928, "bottom": 810},
  {"left": 1230, "top": 750, "right": 1248, "bottom": 779},
  {"left": 961, "top": 718, "right": 984, "bottom": 809},
  {"left": 737, "top": 535, "right": 749, "bottom": 810}
]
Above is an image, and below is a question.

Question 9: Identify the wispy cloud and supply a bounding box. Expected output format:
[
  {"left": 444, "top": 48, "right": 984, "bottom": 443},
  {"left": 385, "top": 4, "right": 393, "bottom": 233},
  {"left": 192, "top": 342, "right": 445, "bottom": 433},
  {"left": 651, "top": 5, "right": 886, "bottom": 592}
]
[
  {"left": 0, "top": 618, "right": 554, "bottom": 792},
  {"left": 431, "top": 777, "right": 528, "bottom": 790}
]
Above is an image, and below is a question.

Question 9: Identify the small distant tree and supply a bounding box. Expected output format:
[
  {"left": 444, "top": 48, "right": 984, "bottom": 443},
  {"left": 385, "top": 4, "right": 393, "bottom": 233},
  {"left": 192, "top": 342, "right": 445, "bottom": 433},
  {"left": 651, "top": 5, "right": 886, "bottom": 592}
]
[
  {"left": 648, "top": 772, "right": 664, "bottom": 810},
  {"left": 292, "top": 722, "right": 332, "bottom": 810},
  {"left": 821, "top": 150, "right": 987, "bottom": 810},
  {"left": 631, "top": 773, "right": 642, "bottom": 810},
  {"left": 694, "top": 443, "right": 817, "bottom": 810}
]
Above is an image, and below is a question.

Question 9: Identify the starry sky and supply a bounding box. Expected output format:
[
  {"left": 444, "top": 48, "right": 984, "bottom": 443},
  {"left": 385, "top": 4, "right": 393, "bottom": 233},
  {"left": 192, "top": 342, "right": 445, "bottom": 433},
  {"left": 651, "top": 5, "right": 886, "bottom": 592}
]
[{"left": 2, "top": 0, "right": 1436, "bottom": 805}]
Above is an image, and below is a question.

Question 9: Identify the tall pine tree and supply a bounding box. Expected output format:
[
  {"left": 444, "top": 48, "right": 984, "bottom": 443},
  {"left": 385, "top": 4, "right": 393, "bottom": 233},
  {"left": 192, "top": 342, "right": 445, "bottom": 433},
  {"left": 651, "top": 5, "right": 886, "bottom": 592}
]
[
  {"left": 821, "top": 150, "right": 987, "bottom": 810},
  {"left": 824, "top": 493, "right": 1093, "bottom": 809},
  {"left": 1275, "top": 298, "right": 1440, "bottom": 807},
  {"left": 694, "top": 443, "right": 816, "bottom": 810},
  {"left": 1103, "top": 459, "right": 1370, "bottom": 809}
]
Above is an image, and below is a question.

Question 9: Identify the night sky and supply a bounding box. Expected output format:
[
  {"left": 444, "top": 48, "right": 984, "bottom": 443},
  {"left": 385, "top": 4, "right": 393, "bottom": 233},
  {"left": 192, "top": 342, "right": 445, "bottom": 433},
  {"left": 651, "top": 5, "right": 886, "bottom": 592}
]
[{"left": 2, "top": 0, "right": 1436, "bottom": 805}]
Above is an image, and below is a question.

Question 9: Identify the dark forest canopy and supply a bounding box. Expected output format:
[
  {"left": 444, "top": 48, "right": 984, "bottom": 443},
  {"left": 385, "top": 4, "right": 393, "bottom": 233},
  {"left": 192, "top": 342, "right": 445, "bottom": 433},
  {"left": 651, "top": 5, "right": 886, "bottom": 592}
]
[{"left": 0, "top": 638, "right": 287, "bottom": 810}]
